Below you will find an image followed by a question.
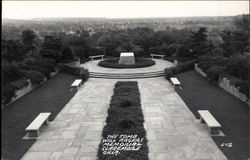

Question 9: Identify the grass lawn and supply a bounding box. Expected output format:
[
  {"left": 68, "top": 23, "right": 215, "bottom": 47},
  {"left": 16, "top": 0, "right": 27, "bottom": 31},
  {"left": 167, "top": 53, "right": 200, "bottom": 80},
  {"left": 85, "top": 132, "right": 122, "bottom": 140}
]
[
  {"left": 1, "top": 72, "right": 78, "bottom": 160},
  {"left": 175, "top": 70, "right": 249, "bottom": 160}
]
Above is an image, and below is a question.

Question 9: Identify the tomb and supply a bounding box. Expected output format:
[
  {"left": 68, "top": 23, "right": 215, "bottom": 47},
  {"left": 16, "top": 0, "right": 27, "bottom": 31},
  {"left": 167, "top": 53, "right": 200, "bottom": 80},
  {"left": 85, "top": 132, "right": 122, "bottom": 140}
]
[{"left": 119, "top": 52, "right": 135, "bottom": 65}]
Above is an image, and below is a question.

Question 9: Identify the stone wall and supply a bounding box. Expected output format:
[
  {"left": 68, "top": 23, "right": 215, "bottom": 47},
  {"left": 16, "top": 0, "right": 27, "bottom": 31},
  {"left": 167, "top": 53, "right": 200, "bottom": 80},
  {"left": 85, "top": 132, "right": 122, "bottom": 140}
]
[
  {"left": 2, "top": 68, "right": 60, "bottom": 108},
  {"left": 194, "top": 63, "right": 249, "bottom": 105},
  {"left": 194, "top": 63, "right": 207, "bottom": 77},
  {"left": 218, "top": 77, "right": 248, "bottom": 103}
]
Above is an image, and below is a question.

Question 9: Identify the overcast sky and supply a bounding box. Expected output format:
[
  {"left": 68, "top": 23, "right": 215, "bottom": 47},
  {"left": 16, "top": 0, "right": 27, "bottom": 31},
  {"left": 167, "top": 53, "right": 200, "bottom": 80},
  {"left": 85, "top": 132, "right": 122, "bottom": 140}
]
[{"left": 2, "top": 1, "right": 249, "bottom": 19}]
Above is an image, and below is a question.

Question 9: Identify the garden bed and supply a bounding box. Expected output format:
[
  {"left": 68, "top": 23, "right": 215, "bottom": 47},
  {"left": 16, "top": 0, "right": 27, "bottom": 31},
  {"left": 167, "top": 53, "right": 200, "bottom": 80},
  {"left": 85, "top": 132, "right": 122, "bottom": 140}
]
[
  {"left": 98, "top": 57, "right": 155, "bottom": 69},
  {"left": 97, "top": 81, "right": 149, "bottom": 160}
]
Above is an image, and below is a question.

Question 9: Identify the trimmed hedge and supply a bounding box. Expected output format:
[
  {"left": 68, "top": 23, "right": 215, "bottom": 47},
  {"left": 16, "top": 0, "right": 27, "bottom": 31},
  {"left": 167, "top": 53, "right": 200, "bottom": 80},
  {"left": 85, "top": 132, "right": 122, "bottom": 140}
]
[
  {"left": 61, "top": 64, "right": 84, "bottom": 76},
  {"left": 80, "top": 69, "right": 89, "bottom": 81},
  {"left": 164, "top": 60, "right": 195, "bottom": 79},
  {"left": 98, "top": 57, "right": 155, "bottom": 69},
  {"left": 97, "top": 81, "right": 149, "bottom": 160},
  {"left": 62, "top": 64, "right": 89, "bottom": 82}
]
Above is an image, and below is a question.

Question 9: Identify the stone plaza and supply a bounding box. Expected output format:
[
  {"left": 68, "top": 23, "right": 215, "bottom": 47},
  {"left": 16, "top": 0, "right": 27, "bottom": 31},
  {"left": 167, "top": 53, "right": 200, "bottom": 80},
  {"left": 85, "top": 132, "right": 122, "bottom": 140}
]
[{"left": 21, "top": 59, "right": 227, "bottom": 160}]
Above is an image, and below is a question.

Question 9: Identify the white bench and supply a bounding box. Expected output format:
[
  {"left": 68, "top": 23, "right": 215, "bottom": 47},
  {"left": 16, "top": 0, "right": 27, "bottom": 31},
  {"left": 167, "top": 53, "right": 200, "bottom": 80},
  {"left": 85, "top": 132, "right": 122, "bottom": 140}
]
[
  {"left": 89, "top": 55, "right": 105, "bottom": 61},
  {"left": 150, "top": 54, "right": 165, "bottom": 59},
  {"left": 71, "top": 79, "right": 82, "bottom": 91},
  {"left": 198, "top": 110, "right": 221, "bottom": 134},
  {"left": 170, "top": 77, "right": 181, "bottom": 90},
  {"left": 25, "top": 112, "right": 51, "bottom": 137}
]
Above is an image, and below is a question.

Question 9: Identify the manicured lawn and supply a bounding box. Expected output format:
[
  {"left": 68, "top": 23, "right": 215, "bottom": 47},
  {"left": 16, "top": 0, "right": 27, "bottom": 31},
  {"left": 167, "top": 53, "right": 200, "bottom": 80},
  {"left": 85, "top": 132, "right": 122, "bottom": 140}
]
[
  {"left": 1, "top": 72, "right": 78, "bottom": 160},
  {"left": 175, "top": 70, "right": 249, "bottom": 160}
]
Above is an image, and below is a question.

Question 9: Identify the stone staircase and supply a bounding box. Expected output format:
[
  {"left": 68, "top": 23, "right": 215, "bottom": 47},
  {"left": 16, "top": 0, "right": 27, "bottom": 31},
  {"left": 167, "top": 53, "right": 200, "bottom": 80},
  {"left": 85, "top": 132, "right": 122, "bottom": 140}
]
[{"left": 89, "top": 71, "right": 164, "bottom": 79}]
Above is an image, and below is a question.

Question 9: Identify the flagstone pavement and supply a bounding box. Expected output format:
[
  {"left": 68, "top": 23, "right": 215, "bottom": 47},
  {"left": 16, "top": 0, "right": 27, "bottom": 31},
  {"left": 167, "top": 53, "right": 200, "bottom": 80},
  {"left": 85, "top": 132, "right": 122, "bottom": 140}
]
[{"left": 21, "top": 60, "right": 227, "bottom": 160}]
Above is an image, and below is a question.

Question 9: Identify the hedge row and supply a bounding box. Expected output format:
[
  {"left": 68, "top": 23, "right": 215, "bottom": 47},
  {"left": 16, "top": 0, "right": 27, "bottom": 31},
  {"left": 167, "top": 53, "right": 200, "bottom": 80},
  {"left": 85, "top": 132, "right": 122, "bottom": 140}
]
[
  {"left": 164, "top": 60, "right": 195, "bottom": 80},
  {"left": 98, "top": 57, "right": 155, "bottom": 69},
  {"left": 97, "top": 81, "right": 149, "bottom": 160},
  {"left": 61, "top": 64, "right": 89, "bottom": 81}
]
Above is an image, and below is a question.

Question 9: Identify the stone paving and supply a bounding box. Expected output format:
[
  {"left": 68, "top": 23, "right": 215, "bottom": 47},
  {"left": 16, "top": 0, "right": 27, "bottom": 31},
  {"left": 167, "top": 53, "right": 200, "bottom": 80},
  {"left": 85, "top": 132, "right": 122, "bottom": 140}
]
[
  {"left": 81, "top": 59, "right": 173, "bottom": 73},
  {"left": 21, "top": 60, "right": 227, "bottom": 160},
  {"left": 21, "top": 78, "right": 116, "bottom": 160}
]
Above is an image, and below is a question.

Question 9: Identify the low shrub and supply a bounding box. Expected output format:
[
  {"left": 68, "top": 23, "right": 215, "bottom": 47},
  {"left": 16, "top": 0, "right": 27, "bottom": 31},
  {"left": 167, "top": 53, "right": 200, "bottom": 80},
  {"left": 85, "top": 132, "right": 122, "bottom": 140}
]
[
  {"left": 2, "top": 84, "right": 16, "bottom": 105},
  {"left": 80, "top": 69, "right": 89, "bottom": 81},
  {"left": 62, "top": 64, "right": 83, "bottom": 76},
  {"left": 164, "top": 69, "right": 173, "bottom": 80},
  {"left": 10, "top": 77, "right": 29, "bottom": 90},
  {"left": 227, "top": 55, "right": 249, "bottom": 80},
  {"left": 197, "top": 55, "right": 228, "bottom": 72},
  {"left": 25, "top": 70, "right": 46, "bottom": 85},
  {"left": 31, "top": 65, "right": 52, "bottom": 79},
  {"left": 235, "top": 81, "right": 249, "bottom": 98},
  {"left": 164, "top": 60, "right": 195, "bottom": 79},
  {"left": 98, "top": 57, "right": 155, "bottom": 69},
  {"left": 206, "top": 66, "right": 227, "bottom": 82},
  {"left": 172, "top": 60, "right": 195, "bottom": 74}
]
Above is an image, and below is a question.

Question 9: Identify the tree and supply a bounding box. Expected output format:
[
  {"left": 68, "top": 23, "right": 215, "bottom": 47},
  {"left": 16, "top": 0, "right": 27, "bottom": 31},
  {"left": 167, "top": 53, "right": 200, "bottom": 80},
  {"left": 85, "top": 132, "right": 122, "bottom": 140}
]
[
  {"left": 42, "top": 35, "right": 62, "bottom": 51},
  {"left": 189, "top": 27, "right": 213, "bottom": 57},
  {"left": 1, "top": 40, "right": 26, "bottom": 62},
  {"left": 21, "top": 29, "right": 36, "bottom": 46},
  {"left": 221, "top": 14, "right": 250, "bottom": 56},
  {"left": 221, "top": 30, "right": 249, "bottom": 56},
  {"left": 98, "top": 34, "right": 118, "bottom": 56},
  {"left": 61, "top": 46, "right": 76, "bottom": 62}
]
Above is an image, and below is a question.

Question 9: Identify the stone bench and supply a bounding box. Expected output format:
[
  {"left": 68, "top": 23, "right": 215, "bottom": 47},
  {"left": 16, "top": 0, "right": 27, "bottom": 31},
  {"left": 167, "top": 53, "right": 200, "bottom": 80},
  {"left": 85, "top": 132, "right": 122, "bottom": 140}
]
[
  {"left": 150, "top": 54, "right": 165, "bottom": 59},
  {"left": 89, "top": 55, "right": 105, "bottom": 61},
  {"left": 71, "top": 79, "right": 82, "bottom": 91},
  {"left": 198, "top": 110, "right": 222, "bottom": 135},
  {"left": 25, "top": 112, "right": 51, "bottom": 137},
  {"left": 170, "top": 77, "right": 181, "bottom": 89}
]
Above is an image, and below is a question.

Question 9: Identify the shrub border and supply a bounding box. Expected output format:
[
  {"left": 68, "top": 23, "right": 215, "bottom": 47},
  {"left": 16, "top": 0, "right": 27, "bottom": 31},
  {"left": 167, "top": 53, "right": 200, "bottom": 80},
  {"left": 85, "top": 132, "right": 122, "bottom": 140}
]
[
  {"left": 97, "top": 81, "right": 149, "bottom": 160},
  {"left": 98, "top": 57, "right": 155, "bottom": 69}
]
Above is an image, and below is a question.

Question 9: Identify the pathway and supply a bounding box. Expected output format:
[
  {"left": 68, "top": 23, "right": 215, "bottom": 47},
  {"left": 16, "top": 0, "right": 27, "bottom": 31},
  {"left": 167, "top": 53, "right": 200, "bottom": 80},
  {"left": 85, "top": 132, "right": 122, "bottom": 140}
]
[{"left": 21, "top": 60, "right": 227, "bottom": 160}]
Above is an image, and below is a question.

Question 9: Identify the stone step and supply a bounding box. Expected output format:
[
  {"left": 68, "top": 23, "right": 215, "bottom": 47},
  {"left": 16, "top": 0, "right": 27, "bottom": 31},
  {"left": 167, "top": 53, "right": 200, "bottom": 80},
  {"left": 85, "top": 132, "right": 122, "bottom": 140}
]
[{"left": 89, "top": 71, "right": 164, "bottom": 79}]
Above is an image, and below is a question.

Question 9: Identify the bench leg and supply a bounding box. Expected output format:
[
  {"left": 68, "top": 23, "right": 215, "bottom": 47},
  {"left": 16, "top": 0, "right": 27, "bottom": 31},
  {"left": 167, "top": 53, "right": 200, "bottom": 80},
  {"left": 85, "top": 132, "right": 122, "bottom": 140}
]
[
  {"left": 44, "top": 118, "right": 49, "bottom": 125},
  {"left": 200, "top": 117, "right": 205, "bottom": 123},
  {"left": 210, "top": 127, "right": 220, "bottom": 135},
  {"left": 28, "top": 130, "right": 40, "bottom": 137}
]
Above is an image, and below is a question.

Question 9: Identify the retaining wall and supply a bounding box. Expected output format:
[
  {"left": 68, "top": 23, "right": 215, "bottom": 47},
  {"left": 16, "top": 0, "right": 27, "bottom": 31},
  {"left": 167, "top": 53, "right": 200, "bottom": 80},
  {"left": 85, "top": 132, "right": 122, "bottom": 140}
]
[
  {"left": 218, "top": 77, "right": 248, "bottom": 103},
  {"left": 194, "top": 63, "right": 207, "bottom": 77},
  {"left": 2, "top": 68, "right": 60, "bottom": 108},
  {"left": 194, "top": 63, "right": 249, "bottom": 105}
]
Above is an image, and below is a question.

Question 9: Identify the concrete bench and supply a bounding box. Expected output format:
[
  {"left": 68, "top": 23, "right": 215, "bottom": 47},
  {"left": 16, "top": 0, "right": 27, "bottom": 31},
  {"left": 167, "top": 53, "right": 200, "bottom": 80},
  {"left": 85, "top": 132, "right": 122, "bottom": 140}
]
[
  {"left": 198, "top": 110, "right": 221, "bottom": 134},
  {"left": 89, "top": 55, "right": 105, "bottom": 61},
  {"left": 150, "top": 54, "right": 165, "bottom": 59},
  {"left": 71, "top": 79, "right": 82, "bottom": 90},
  {"left": 25, "top": 112, "right": 51, "bottom": 137},
  {"left": 170, "top": 77, "right": 181, "bottom": 90}
]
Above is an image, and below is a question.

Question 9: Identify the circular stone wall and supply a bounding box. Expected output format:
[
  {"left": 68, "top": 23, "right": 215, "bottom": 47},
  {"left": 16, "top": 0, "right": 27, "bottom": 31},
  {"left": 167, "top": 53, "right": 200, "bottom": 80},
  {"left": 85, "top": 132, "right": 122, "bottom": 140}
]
[{"left": 98, "top": 57, "right": 155, "bottom": 69}]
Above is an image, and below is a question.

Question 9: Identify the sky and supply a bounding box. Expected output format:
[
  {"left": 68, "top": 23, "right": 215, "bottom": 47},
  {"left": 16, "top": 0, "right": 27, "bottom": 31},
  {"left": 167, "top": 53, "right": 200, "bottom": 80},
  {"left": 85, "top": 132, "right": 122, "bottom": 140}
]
[{"left": 2, "top": 1, "right": 249, "bottom": 19}]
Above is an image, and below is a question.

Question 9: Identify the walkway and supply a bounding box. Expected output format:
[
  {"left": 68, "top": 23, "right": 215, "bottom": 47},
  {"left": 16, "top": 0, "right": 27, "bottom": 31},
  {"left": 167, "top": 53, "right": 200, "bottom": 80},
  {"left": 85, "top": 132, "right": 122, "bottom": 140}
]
[
  {"left": 81, "top": 59, "right": 173, "bottom": 73},
  {"left": 21, "top": 60, "right": 227, "bottom": 160}
]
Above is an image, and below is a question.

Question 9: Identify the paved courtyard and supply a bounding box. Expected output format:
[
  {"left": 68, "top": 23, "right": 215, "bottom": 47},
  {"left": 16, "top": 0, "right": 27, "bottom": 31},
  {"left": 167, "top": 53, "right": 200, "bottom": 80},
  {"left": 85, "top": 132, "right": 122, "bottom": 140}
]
[{"left": 21, "top": 60, "right": 227, "bottom": 160}]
